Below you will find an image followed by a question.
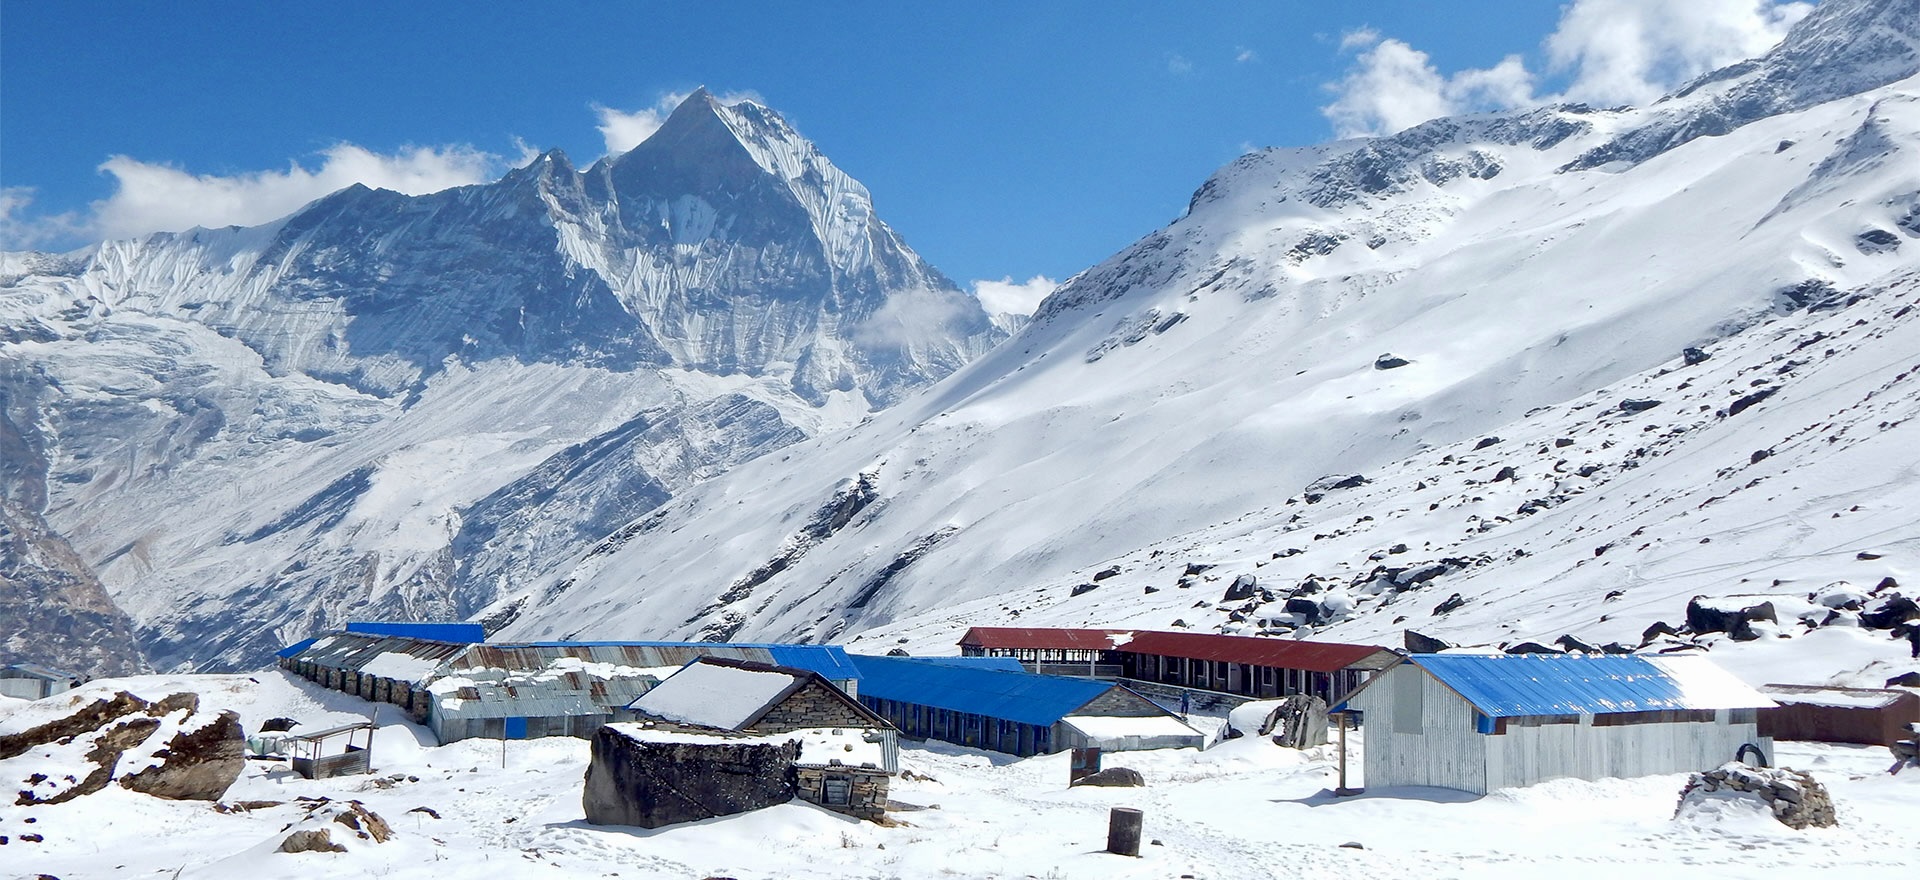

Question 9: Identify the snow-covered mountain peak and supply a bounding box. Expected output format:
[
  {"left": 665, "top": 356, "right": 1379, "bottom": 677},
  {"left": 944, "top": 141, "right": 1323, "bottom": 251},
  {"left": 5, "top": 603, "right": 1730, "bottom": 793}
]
[{"left": 1567, "top": 0, "right": 1920, "bottom": 172}]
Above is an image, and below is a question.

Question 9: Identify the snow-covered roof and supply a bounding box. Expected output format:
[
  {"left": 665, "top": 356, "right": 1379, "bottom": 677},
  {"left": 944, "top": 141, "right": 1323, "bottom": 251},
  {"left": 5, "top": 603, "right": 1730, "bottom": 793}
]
[
  {"left": 626, "top": 658, "right": 809, "bottom": 730},
  {"left": 1061, "top": 714, "right": 1204, "bottom": 740},
  {"left": 1404, "top": 653, "right": 1775, "bottom": 718}
]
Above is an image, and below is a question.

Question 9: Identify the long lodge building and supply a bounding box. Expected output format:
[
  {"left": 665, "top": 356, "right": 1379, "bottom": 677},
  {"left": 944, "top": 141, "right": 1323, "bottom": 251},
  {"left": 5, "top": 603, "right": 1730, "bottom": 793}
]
[{"left": 957, "top": 627, "right": 1398, "bottom": 705}]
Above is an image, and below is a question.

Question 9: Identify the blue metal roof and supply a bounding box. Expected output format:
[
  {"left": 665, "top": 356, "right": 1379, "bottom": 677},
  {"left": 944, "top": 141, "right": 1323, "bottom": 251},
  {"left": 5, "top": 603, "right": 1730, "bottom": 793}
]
[
  {"left": 345, "top": 621, "right": 486, "bottom": 643},
  {"left": 1409, "top": 653, "right": 1772, "bottom": 718},
  {"left": 273, "top": 637, "right": 319, "bottom": 659},
  {"left": 889, "top": 655, "right": 1028, "bottom": 672},
  {"left": 848, "top": 654, "right": 1117, "bottom": 726}
]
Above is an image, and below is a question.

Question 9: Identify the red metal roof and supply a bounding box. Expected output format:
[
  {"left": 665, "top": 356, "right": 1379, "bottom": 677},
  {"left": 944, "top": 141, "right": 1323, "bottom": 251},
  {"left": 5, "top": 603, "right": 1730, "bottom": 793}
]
[{"left": 958, "top": 627, "right": 1392, "bottom": 673}]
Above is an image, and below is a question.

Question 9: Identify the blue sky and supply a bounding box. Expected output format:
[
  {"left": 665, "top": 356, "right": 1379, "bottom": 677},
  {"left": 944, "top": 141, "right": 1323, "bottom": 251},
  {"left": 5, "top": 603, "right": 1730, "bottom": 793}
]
[{"left": 1, "top": 1, "right": 1810, "bottom": 307}]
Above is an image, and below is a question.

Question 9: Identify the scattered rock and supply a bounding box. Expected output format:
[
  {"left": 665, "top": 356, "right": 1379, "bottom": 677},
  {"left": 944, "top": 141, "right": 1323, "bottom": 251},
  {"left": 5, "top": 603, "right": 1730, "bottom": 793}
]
[
  {"left": 1183, "top": 562, "right": 1214, "bottom": 577},
  {"left": 259, "top": 717, "right": 299, "bottom": 733},
  {"left": 1674, "top": 764, "right": 1837, "bottom": 829},
  {"left": 1374, "top": 353, "right": 1410, "bottom": 370},
  {"left": 1554, "top": 438, "right": 1575, "bottom": 448},
  {"left": 1856, "top": 228, "right": 1901, "bottom": 255},
  {"left": 1685, "top": 596, "right": 1777, "bottom": 639},
  {"left": 1504, "top": 641, "right": 1561, "bottom": 655},
  {"left": 1683, "top": 347, "right": 1711, "bottom": 366},
  {"left": 1857, "top": 551, "right": 1884, "bottom": 561},
  {"left": 1492, "top": 466, "right": 1517, "bottom": 482},
  {"left": 1071, "top": 767, "right": 1145, "bottom": 787},
  {"left": 1860, "top": 595, "right": 1919, "bottom": 630},
  {"left": 1554, "top": 634, "right": 1602, "bottom": 653},
  {"left": 1403, "top": 630, "right": 1454, "bottom": 654},
  {"left": 1641, "top": 620, "right": 1680, "bottom": 644},
  {"left": 1223, "top": 574, "right": 1259, "bottom": 602},
  {"left": 1618, "top": 398, "right": 1661, "bottom": 413},
  {"left": 1474, "top": 436, "right": 1501, "bottom": 450},
  {"left": 1092, "top": 566, "right": 1122, "bottom": 581},
  {"left": 278, "top": 829, "right": 347, "bottom": 854},
  {"left": 1886, "top": 672, "right": 1920, "bottom": 688},
  {"left": 1432, "top": 593, "right": 1466, "bottom": 616},
  {"left": 1750, "top": 448, "right": 1772, "bottom": 464},
  {"left": 885, "top": 647, "right": 911, "bottom": 657},
  {"left": 1070, "top": 583, "right": 1099, "bottom": 597},
  {"left": 408, "top": 806, "right": 441, "bottom": 819},
  {"left": 1339, "top": 841, "right": 1365, "bottom": 850}
]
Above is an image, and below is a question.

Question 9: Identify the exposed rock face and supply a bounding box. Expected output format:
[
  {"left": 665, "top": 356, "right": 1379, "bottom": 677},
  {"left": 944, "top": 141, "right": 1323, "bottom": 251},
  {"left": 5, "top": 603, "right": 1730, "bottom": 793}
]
[
  {"left": 582, "top": 726, "right": 798, "bottom": 828},
  {"left": 5, "top": 691, "right": 243, "bottom": 805},
  {"left": 119, "top": 710, "right": 245, "bottom": 800},
  {"left": 0, "top": 419, "right": 146, "bottom": 676},
  {"left": 1403, "top": 630, "right": 1454, "bottom": 654},
  {"left": 1675, "top": 763, "right": 1838, "bottom": 829}
]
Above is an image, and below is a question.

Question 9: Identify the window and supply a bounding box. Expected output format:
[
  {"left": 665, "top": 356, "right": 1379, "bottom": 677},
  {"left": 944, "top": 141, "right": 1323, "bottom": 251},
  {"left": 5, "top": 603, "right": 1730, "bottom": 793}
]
[
  {"left": 823, "top": 777, "right": 851, "bottom": 806},
  {"left": 1392, "top": 668, "right": 1424, "bottom": 735}
]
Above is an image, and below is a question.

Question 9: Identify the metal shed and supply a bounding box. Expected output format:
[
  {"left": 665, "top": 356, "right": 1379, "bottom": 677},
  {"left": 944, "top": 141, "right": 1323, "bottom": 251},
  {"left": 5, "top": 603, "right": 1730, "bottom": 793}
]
[
  {"left": 0, "top": 663, "right": 82, "bottom": 700},
  {"left": 1758, "top": 684, "right": 1920, "bottom": 746},
  {"left": 849, "top": 654, "right": 1204, "bottom": 756},
  {"left": 1340, "top": 653, "right": 1775, "bottom": 794}
]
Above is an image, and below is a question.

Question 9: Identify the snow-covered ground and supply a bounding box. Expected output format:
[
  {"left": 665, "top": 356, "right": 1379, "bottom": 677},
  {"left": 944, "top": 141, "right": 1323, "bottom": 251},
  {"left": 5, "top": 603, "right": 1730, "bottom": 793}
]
[{"left": 2, "top": 672, "right": 1913, "bottom": 878}]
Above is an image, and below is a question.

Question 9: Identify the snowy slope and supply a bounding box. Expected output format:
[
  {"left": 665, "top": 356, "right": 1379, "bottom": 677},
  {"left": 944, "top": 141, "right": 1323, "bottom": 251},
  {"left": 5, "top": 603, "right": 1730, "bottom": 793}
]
[
  {"left": 0, "top": 90, "right": 1000, "bottom": 670},
  {"left": 500, "top": 3, "right": 1920, "bottom": 688}
]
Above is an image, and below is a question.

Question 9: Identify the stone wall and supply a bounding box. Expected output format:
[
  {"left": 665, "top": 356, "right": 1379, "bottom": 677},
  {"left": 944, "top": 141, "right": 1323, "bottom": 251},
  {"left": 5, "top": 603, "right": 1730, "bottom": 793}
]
[
  {"left": 582, "top": 727, "right": 799, "bottom": 828},
  {"left": 1075, "top": 686, "right": 1171, "bottom": 718},
  {"left": 754, "top": 681, "right": 882, "bottom": 733},
  {"left": 794, "top": 766, "right": 889, "bottom": 819}
]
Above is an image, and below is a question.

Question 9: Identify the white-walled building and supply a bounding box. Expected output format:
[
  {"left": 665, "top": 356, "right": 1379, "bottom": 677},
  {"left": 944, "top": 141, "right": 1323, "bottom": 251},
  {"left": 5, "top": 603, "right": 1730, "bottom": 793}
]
[{"left": 1341, "top": 653, "right": 1774, "bottom": 794}]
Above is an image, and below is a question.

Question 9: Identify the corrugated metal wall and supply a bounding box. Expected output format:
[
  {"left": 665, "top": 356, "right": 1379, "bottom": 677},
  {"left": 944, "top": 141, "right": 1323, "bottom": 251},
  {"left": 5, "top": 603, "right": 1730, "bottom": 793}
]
[{"left": 1351, "top": 664, "right": 1488, "bottom": 792}]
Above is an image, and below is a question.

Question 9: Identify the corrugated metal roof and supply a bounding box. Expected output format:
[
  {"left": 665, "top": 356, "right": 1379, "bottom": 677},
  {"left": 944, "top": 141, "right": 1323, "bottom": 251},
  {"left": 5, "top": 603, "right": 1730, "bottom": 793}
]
[
  {"left": 958, "top": 627, "right": 1392, "bottom": 673},
  {"left": 283, "top": 632, "right": 471, "bottom": 676},
  {"left": 274, "top": 637, "right": 319, "bottom": 659},
  {"left": 346, "top": 621, "right": 486, "bottom": 643},
  {"left": 2, "top": 663, "right": 81, "bottom": 682},
  {"left": 849, "top": 654, "right": 1121, "bottom": 727},
  {"left": 480, "top": 642, "right": 861, "bottom": 681},
  {"left": 1411, "top": 654, "right": 1776, "bottom": 718}
]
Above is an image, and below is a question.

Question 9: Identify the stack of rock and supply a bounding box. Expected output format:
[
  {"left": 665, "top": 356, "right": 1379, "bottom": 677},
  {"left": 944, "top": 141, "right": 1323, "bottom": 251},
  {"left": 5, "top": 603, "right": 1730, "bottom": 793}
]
[{"left": 1674, "top": 763, "right": 1837, "bottom": 829}]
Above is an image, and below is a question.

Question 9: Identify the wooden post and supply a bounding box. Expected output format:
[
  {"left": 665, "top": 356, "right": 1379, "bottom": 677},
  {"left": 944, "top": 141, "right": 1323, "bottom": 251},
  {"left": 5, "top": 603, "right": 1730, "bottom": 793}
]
[
  {"left": 1333, "top": 711, "right": 1362, "bottom": 796},
  {"left": 1106, "top": 807, "right": 1142, "bottom": 856}
]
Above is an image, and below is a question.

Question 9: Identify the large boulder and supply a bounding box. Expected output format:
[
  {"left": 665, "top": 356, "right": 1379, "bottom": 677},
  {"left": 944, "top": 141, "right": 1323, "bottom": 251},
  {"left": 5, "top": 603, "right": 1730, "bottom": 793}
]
[
  {"left": 119, "top": 710, "right": 245, "bottom": 801},
  {"left": 583, "top": 726, "right": 799, "bottom": 828},
  {"left": 1070, "top": 767, "right": 1145, "bottom": 787}
]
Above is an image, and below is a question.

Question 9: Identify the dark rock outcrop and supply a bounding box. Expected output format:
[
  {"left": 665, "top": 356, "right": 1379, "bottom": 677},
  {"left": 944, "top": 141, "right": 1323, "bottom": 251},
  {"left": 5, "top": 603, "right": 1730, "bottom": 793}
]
[
  {"left": 1404, "top": 630, "right": 1454, "bottom": 654},
  {"left": 118, "top": 710, "right": 245, "bottom": 801},
  {"left": 583, "top": 726, "right": 798, "bottom": 828}
]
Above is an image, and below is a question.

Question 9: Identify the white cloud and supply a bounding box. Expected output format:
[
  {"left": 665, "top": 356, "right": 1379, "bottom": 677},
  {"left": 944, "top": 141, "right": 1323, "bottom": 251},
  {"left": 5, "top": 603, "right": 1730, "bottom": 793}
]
[
  {"left": 593, "top": 92, "right": 690, "bottom": 155},
  {"left": 1339, "top": 27, "right": 1381, "bottom": 51},
  {"left": 1167, "top": 54, "right": 1194, "bottom": 76},
  {"left": 1319, "top": 0, "right": 1810, "bottom": 137},
  {"left": 1, "top": 187, "right": 84, "bottom": 251},
  {"left": 86, "top": 144, "right": 499, "bottom": 241},
  {"left": 1235, "top": 47, "right": 1259, "bottom": 64},
  {"left": 1547, "top": 0, "right": 1812, "bottom": 106},
  {"left": 971, "top": 275, "right": 1058, "bottom": 317}
]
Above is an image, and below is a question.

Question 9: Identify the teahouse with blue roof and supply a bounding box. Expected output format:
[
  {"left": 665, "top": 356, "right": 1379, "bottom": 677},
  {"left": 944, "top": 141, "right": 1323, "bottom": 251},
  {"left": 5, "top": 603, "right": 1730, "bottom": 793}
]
[{"left": 1338, "top": 653, "right": 1775, "bottom": 794}]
